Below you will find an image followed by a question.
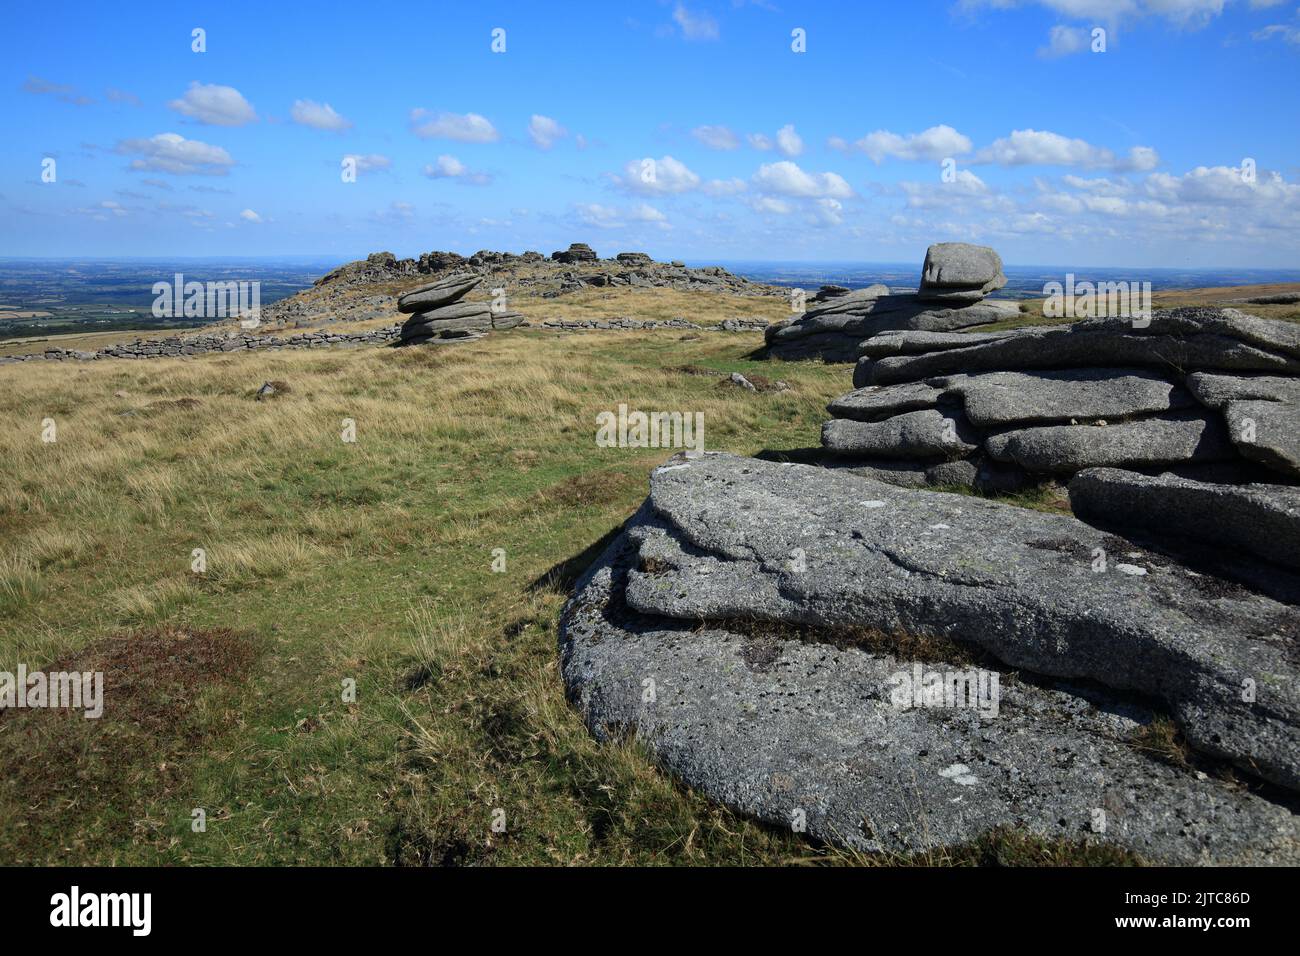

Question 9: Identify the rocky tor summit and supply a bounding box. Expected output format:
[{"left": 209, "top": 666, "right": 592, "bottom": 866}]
[
  {"left": 561, "top": 256, "right": 1300, "bottom": 862},
  {"left": 764, "top": 242, "right": 1019, "bottom": 361}
]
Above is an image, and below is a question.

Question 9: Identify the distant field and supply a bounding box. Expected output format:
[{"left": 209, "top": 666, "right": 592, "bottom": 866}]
[{"left": 983, "top": 282, "right": 1300, "bottom": 330}]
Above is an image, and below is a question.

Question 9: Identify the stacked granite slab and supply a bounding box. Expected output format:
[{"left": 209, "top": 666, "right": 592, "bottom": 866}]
[
  {"left": 764, "top": 242, "right": 1019, "bottom": 361},
  {"left": 397, "top": 273, "right": 524, "bottom": 345},
  {"left": 820, "top": 307, "right": 1300, "bottom": 493},
  {"left": 551, "top": 242, "right": 598, "bottom": 264},
  {"left": 560, "top": 453, "right": 1300, "bottom": 863}
]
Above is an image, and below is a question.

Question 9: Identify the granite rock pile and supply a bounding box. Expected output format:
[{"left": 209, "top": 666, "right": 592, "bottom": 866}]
[
  {"left": 821, "top": 307, "right": 1300, "bottom": 493},
  {"left": 551, "top": 242, "right": 598, "bottom": 264},
  {"left": 560, "top": 452, "right": 1300, "bottom": 863},
  {"left": 397, "top": 273, "right": 523, "bottom": 346},
  {"left": 765, "top": 242, "right": 1018, "bottom": 361}
]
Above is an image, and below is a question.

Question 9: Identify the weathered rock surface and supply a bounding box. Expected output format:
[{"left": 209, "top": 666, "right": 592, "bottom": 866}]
[
  {"left": 764, "top": 244, "right": 1017, "bottom": 361},
  {"left": 560, "top": 454, "right": 1300, "bottom": 861},
  {"left": 396, "top": 273, "right": 483, "bottom": 314},
  {"left": 766, "top": 295, "right": 1018, "bottom": 362},
  {"left": 832, "top": 369, "right": 1191, "bottom": 427},
  {"left": 823, "top": 408, "right": 980, "bottom": 459},
  {"left": 552, "top": 242, "right": 598, "bottom": 264},
  {"left": 1069, "top": 467, "right": 1300, "bottom": 573},
  {"left": 828, "top": 309, "right": 1300, "bottom": 489},
  {"left": 621, "top": 456, "right": 1300, "bottom": 788},
  {"left": 918, "top": 242, "right": 1007, "bottom": 302},
  {"left": 860, "top": 310, "right": 1300, "bottom": 388},
  {"left": 985, "top": 411, "right": 1236, "bottom": 473},
  {"left": 1185, "top": 373, "right": 1300, "bottom": 478}
]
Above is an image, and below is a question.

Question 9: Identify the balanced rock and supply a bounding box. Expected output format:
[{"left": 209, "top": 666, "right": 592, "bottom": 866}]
[
  {"left": 397, "top": 273, "right": 482, "bottom": 314},
  {"left": 765, "top": 244, "right": 1015, "bottom": 362},
  {"left": 560, "top": 454, "right": 1300, "bottom": 860},
  {"left": 917, "top": 242, "right": 1007, "bottom": 303}
]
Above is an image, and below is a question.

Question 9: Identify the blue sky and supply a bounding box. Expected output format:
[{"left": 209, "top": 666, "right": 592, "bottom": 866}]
[{"left": 2, "top": 0, "right": 1298, "bottom": 266}]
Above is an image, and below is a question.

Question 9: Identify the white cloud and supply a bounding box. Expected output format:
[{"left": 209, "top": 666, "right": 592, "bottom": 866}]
[
  {"left": 239, "top": 208, "right": 263, "bottom": 223},
  {"left": 342, "top": 153, "right": 392, "bottom": 174},
  {"left": 631, "top": 203, "right": 668, "bottom": 223},
  {"left": 116, "top": 132, "right": 235, "bottom": 175},
  {"left": 812, "top": 197, "right": 843, "bottom": 226},
  {"left": 703, "top": 177, "right": 747, "bottom": 196},
  {"left": 973, "top": 129, "right": 1159, "bottom": 170},
  {"left": 617, "top": 155, "right": 702, "bottom": 195},
  {"left": 752, "top": 161, "right": 854, "bottom": 199},
  {"left": 749, "top": 196, "right": 793, "bottom": 215},
  {"left": 1253, "top": 22, "right": 1300, "bottom": 45},
  {"left": 422, "top": 154, "right": 492, "bottom": 185},
  {"left": 290, "top": 99, "right": 352, "bottom": 131},
  {"left": 1039, "top": 24, "right": 1089, "bottom": 57},
  {"left": 409, "top": 109, "right": 499, "bottom": 142},
  {"left": 672, "top": 4, "right": 720, "bottom": 40},
  {"left": 575, "top": 202, "right": 670, "bottom": 229},
  {"left": 693, "top": 125, "right": 741, "bottom": 150},
  {"left": 747, "top": 132, "right": 773, "bottom": 151},
  {"left": 776, "top": 124, "right": 804, "bottom": 157},
  {"left": 961, "top": 0, "right": 1234, "bottom": 30},
  {"left": 71, "top": 200, "right": 130, "bottom": 221},
  {"left": 850, "top": 125, "right": 973, "bottom": 163},
  {"left": 167, "top": 82, "right": 257, "bottom": 126},
  {"left": 529, "top": 114, "right": 567, "bottom": 149},
  {"left": 1062, "top": 174, "right": 1133, "bottom": 195}
]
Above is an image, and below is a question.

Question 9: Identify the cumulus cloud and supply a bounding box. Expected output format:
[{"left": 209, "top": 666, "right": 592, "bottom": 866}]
[
  {"left": 847, "top": 125, "right": 973, "bottom": 163},
  {"left": 775, "top": 124, "right": 804, "bottom": 157},
  {"left": 748, "top": 196, "right": 793, "bottom": 215},
  {"left": 574, "top": 202, "right": 670, "bottom": 229},
  {"left": 167, "top": 82, "right": 257, "bottom": 126},
  {"left": 115, "top": 132, "right": 235, "bottom": 175},
  {"left": 409, "top": 109, "right": 499, "bottom": 142},
  {"left": 617, "top": 155, "right": 702, "bottom": 195},
  {"left": 672, "top": 3, "right": 720, "bottom": 40},
  {"left": 342, "top": 153, "right": 392, "bottom": 175},
  {"left": 693, "top": 125, "right": 741, "bottom": 150},
  {"left": 422, "top": 154, "right": 493, "bottom": 185},
  {"left": 703, "top": 177, "right": 747, "bottom": 196},
  {"left": 973, "top": 129, "right": 1159, "bottom": 170},
  {"left": 291, "top": 99, "right": 352, "bottom": 131},
  {"left": 528, "top": 114, "right": 567, "bottom": 149},
  {"left": 752, "top": 161, "right": 854, "bottom": 199},
  {"left": 239, "top": 208, "right": 263, "bottom": 223},
  {"left": 747, "top": 132, "right": 773, "bottom": 151}
]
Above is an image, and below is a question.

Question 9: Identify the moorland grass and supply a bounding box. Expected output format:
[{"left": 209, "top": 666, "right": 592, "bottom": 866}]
[{"left": 0, "top": 326, "right": 1140, "bottom": 866}]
